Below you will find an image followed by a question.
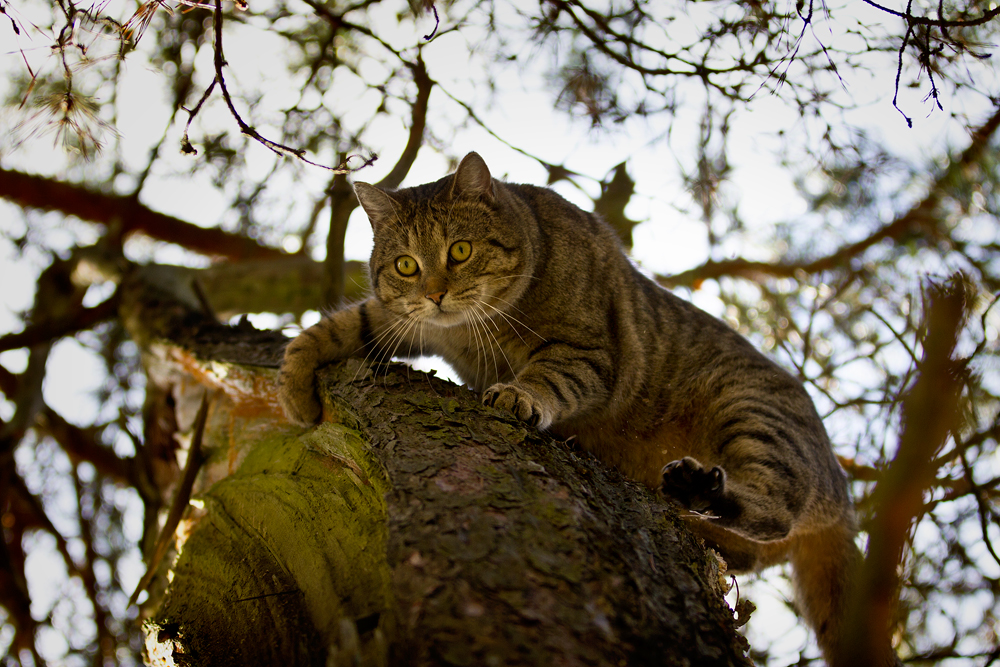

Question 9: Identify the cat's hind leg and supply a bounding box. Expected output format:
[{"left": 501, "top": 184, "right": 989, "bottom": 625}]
[{"left": 659, "top": 455, "right": 800, "bottom": 543}]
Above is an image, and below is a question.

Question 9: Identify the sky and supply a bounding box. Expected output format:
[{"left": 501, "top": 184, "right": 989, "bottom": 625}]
[{"left": 1, "top": 0, "right": 998, "bottom": 663}]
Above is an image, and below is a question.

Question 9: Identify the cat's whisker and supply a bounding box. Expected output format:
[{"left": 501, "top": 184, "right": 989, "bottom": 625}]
[
  {"left": 470, "top": 306, "right": 501, "bottom": 389},
  {"left": 470, "top": 311, "right": 499, "bottom": 389},
  {"left": 469, "top": 302, "right": 516, "bottom": 386},
  {"left": 350, "top": 316, "right": 409, "bottom": 382},
  {"left": 459, "top": 311, "right": 483, "bottom": 389},
  {"left": 462, "top": 305, "right": 493, "bottom": 386},
  {"left": 475, "top": 298, "right": 546, "bottom": 344},
  {"left": 354, "top": 314, "right": 416, "bottom": 382},
  {"left": 473, "top": 299, "right": 527, "bottom": 347},
  {"left": 379, "top": 316, "right": 420, "bottom": 389},
  {"left": 480, "top": 288, "right": 537, "bottom": 321},
  {"left": 483, "top": 273, "right": 537, "bottom": 284}
]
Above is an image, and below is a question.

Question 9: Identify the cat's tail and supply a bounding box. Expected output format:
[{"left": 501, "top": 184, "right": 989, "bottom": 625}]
[{"left": 789, "top": 524, "right": 900, "bottom": 667}]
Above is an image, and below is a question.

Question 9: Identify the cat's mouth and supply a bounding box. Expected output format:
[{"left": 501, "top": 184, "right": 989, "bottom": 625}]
[
  {"left": 428, "top": 309, "right": 469, "bottom": 327},
  {"left": 411, "top": 301, "right": 468, "bottom": 328}
]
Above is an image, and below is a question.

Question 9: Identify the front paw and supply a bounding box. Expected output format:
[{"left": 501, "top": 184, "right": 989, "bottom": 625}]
[
  {"left": 277, "top": 359, "right": 322, "bottom": 426},
  {"left": 482, "top": 383, "right": 550, "bottom": 428},
  {"left": 660, "top": 457, "right": 726, "bottom": 512},
  {"left": 278, "top": 384, "right": 321, "bottom": 426}
]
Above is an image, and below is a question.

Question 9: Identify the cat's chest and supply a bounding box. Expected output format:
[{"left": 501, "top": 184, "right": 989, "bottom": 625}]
[{"left": 425, "top": 322, "right": 533, "bottom": 390}]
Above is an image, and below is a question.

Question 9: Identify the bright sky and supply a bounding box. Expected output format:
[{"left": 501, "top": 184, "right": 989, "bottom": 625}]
[{"left": 0, "top": 0, "right": 998, "bottom": 662}]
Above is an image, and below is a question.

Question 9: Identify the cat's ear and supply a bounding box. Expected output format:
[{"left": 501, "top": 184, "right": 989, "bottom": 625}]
[
  {"left": 354, "top": 183, "right": 399, "bottom": 231},
  {"left": 450, "top": 152, "right": 494, "bottom": 201}
]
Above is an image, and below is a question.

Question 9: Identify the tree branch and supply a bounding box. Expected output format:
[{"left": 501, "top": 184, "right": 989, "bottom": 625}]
[
  {"left": 861, "top": 0, "right": 1000, "bottom": 28},
  {"left": 376, "top": 54, "right": 433, "bottom": 191},
  {"left": 840, "top": 277, "right": 969, "bottom": 665},
  {"left": 119, "top": 247, "right": 750, "bottom": 667},
  {"left": 208, "top": 0, "right": 376, "bottom": 174},
  {"left": 0, "top": 290, "right": 120, "bottom": 353},
  {"left": 658, "top": 103, "right": 1000, "bottom": 288},
  {"left": 0, "top": 167, "right": 287, "bottom": 260}
]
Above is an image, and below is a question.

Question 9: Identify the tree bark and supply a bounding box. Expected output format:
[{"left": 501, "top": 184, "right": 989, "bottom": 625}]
[{"left": 123, "top": 263, "right": 751, "bottom": 667}]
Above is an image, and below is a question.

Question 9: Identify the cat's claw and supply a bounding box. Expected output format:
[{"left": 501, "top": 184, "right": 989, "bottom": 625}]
[
  {"left": 483, "top": 383, "right": 546, "bottom": 428},
  {"left": 660, "top": 457, "right": 726, "bottom": 512}
]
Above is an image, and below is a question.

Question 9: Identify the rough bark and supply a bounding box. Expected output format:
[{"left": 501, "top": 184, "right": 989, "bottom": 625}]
[{"left": 122, "top": 263, "right": 751, "bottom": 667}]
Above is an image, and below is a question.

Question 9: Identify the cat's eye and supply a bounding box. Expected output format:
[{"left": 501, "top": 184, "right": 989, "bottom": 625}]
[
  {"left": 395, "top": 255, "right": 419, "bottom": 276},
  {"left": 449, "top": 241, "right": 472, "bottom": 263}
]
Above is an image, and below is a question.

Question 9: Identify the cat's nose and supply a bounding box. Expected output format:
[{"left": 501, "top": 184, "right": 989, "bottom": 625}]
[{"left": 425, "top": 290, "right": 447, "bottom": 305}]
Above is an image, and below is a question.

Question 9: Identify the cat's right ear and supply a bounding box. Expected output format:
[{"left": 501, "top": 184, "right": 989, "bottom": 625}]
[
  {"left": 450, "top": 152, "right": 495, "bottom": 202},
  {"left": 354, "top": 183, "right": 399, "bottom": 232}
]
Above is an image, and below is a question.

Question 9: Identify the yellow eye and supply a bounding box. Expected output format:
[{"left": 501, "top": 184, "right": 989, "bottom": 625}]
[
  {"left": 449, "top": 241, "right": 472, "bottom": 263},
  {"left": 395, "top": 255, "right": 419, "bottom": 276}
]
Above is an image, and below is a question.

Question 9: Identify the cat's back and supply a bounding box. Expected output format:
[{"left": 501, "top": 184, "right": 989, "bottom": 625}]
[{"left": 500, "top": 183, "right": 843, "bottom": 502}]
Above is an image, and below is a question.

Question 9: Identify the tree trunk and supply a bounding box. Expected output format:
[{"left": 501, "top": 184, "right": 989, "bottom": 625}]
[{"left": 123, "top": 263, "right": 751, "bottom": 667}]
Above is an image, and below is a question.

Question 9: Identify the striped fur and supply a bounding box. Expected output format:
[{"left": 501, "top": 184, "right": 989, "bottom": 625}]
[{"left": 279, "top": 152, "right": 894, "bottom": 666}]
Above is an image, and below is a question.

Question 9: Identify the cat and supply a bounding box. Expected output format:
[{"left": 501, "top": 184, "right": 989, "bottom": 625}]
[{"left": 278, "top": 152, "right": 895, "bottom": 666}]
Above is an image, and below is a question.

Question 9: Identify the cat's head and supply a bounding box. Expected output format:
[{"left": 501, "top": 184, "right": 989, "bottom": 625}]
[{"left": 354, "top": 152, "right": 535, "bottom": 328}]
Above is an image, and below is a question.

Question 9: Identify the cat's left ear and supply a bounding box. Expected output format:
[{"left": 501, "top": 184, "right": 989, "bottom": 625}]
[
  {"left": 354, "top": 182, "right": 399, "bottom": 232},
  {"left": 450, "top": 152, "right": 495, "bottom": 202}
]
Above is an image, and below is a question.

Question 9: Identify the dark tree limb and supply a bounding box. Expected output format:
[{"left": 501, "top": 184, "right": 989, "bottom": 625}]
[
  {"left": 861, "top": 0, "right": 1000, "bottom": 28},
  {"left": 0, "top": 167, "right": 286, "bottom": 260},
  {"left": 376, "top": 55, "right": 433, "bottom": 192}
]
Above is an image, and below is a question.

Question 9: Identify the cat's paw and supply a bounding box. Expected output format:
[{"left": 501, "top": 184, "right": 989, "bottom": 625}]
[
  {"left": 277, "top": 370, "right": 322, "bottom": 426},
  {"left": 660, "top": 457, "right": 726, "bottom": 513},
  {"left": 482, "top": 383, "right": 550, "bottom": 428},
  {"left": 278, "top": 344, "right": 323, "bottom": 426}
]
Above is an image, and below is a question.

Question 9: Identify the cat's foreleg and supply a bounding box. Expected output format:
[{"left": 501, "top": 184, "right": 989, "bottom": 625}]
[
  {"left": 278, "top": 299, "right": 395, "bottom": 425},
  {"left": 481, "top": 342, "right": 612, "bottom": 429}
]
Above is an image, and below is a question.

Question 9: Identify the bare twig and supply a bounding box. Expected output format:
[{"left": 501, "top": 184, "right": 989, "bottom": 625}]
[
  {"left": 861, "top": 0, "right": 1000, "bottom": 28},
  {"left": 208, "top": 0, "right": 376, "bottom": 174}
]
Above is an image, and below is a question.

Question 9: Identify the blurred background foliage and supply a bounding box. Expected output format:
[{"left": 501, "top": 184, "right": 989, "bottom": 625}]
[{"left": 0, "top": 0, "right": 998, "bottom": 664}]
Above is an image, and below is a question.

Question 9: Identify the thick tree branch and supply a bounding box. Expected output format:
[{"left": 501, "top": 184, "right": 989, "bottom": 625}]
[
  {"left": 121, "top": 259, "right": 751, "bottom": 667},
  {"left": 0, "top": 167, "right": 287, "bottom": 260},
  {"left": 194, "top": 257, "right": 368, "bottom": 318}
]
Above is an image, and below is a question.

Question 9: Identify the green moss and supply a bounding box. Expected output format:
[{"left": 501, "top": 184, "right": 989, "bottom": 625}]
[{"left": 156, "top": 420, "right": 395, "bottom": 665}]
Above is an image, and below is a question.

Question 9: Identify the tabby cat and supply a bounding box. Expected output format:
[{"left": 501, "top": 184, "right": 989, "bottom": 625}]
[{"left": 278, "top": 152, "right": 894, "bottom": 666}]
